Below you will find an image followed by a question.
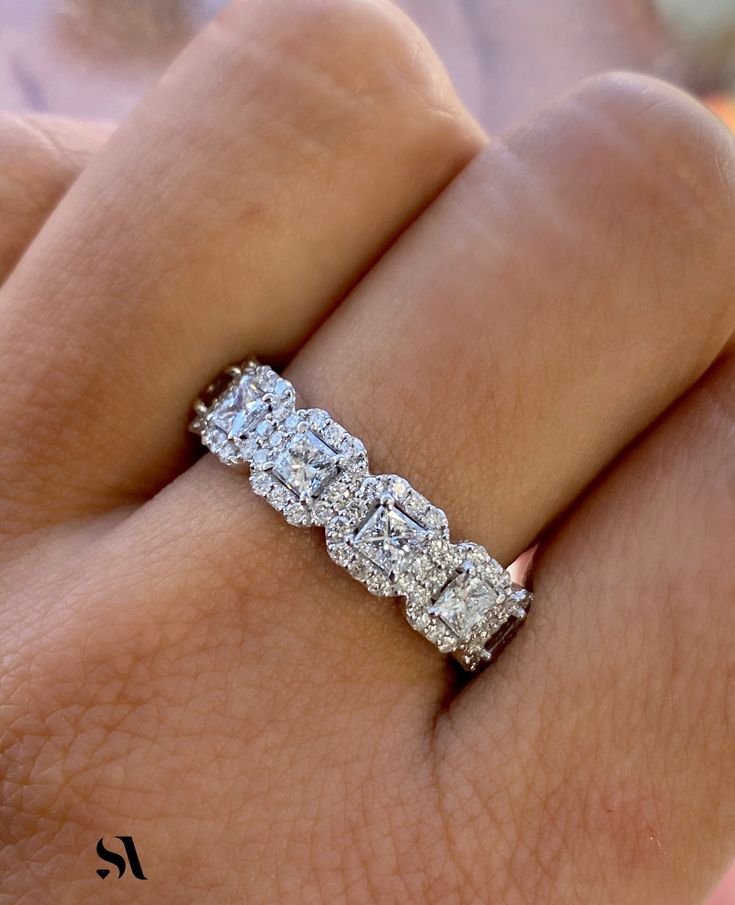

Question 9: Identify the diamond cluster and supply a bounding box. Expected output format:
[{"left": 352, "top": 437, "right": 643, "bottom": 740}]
[
  {"left": 249, "top": 408, "right": 368, "bottom": 527},
  {"left": 404, "top": 542, "right": 530, "bottom": 670},
  {"left": 325, "top": 474, "right": 449, "bottom": 598},
  {"left": 192, "top": 361, "right": 532, "bottom": 670},
  {"left": 193, "top": 362, "right": 295, "bottom": 465}
]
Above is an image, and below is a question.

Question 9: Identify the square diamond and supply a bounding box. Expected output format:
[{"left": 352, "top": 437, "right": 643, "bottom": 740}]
[
  {"left": 272, "top": 430, "right": 340, "bottom": 501},
  {"left": 209, "top": 379, "right": 268, "bottom": 445},
  {"left": 430, "top": 568, "right": 499, "bottom": 642},
  {"left": 353, "top": 502, "right": 429, "bottom": 580}
]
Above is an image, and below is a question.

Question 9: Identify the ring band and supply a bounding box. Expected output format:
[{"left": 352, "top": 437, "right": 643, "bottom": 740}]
[{"left": 191, "top": 359, "right": 532, "bottom": 671}]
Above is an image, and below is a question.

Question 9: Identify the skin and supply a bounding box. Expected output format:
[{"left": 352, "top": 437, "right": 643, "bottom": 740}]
[
  {"left": 0, "top": 114, "right": 113, "bottom": 278},
  {"left": 0, "top": 1, "right": 733, "bottom": 903}
]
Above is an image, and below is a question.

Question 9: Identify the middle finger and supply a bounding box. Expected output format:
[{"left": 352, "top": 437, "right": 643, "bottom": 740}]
[{"left": 0, "top": 0, "right": 482, "bottom": 530}]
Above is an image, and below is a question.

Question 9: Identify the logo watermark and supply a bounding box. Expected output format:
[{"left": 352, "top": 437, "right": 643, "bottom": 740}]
[{"left": 96, "top": 836, "right": 148, "bottom": 880}]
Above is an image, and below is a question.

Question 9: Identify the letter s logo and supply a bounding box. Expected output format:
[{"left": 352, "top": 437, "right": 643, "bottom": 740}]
[{"left": 96, "top": 836, "right": 148, "bottom": 879}]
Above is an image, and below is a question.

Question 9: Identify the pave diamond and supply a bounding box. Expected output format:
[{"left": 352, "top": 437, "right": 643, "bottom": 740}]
[
  {"left": 430, "top": 566, "right": 499, "bottom": 643},
  {"left": 353, "top": 502, "right": 429, "bottom": 581}
]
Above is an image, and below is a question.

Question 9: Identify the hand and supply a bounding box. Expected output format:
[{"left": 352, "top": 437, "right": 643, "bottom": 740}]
[{"left": 1, "top": 2, "right": 733, "bottom": 903}]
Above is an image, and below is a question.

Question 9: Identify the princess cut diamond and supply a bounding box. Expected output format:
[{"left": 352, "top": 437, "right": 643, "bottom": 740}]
[
  {"left": 325, "top": 474, "right": 450, "bottom": 597},
  {"left": 353, "top": 501, "right": 429, "bottom": 581},
  {"left": 204, "top": 379, "right": 268, "bottom": 457},
  {"left": 250, "top": 408, "right": 369, "bottom": 527},
  {"left": 272, "top": 429, "right": 340, "bottom": 500},
  {"left": 403, "top": 541, "right": 529, "bottom": 668},
  {"left": 199, "top": 363, "right": 295, "bottom": 464},
  {"left": 430, "top": 566, "right": 499, "bottom": 643}
]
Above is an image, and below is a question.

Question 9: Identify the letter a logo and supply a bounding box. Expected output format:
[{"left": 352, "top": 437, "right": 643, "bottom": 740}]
[{"left": 96, "top": 836, "right": 148, "bottom": 879}]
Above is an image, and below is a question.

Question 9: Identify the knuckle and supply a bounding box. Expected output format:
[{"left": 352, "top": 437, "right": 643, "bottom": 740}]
[
  {"left": 217, "top": 0, "right": 463, "bottom": 116},
  {"left": 571, "top": 71, "right": 735, "bottom": 240},
  {"left": 0, "top": 114, "right": 69, "bottom": 235},
  {"left": 0, "top": 112, "right": 57, "bottom": 173},
  {"left": 510, "top": 70, "right": 735, "bottom": 340},
  {"left": 0, "top": 113, "right": 106, "bottom": 274},
  {"left": 0, "top": 113, "right": 94, "bottom": 190}
]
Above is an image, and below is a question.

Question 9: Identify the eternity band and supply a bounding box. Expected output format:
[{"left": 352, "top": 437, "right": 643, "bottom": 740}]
[{"left": 190, "top": 359, "right": 532, "bottom": 671}]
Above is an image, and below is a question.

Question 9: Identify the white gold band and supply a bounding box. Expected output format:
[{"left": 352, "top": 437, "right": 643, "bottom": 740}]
[{"left": 191, "top": 359, "right": 531, "bottom": 671}]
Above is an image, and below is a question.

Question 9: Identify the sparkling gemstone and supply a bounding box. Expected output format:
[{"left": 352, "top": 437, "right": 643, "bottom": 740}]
[
  {"left": 430, "top": 566, "right": 499, "bottom": 642},
  {"left": 206, "top": 377, "right": 268, "bottom": 452},
  {"left": 271, "top": 429, "right": 340, "bottom": 501},
  {"left": 353, "top": 502, "right": 429, "bottom": 580}
]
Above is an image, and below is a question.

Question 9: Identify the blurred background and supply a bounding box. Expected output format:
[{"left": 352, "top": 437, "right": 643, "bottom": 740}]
[
  {"left": 0, "top": 0, "right": 734, "bottom": 130},
  {"left": 0, "top": 0, "right": 733, "bottom": 902}
]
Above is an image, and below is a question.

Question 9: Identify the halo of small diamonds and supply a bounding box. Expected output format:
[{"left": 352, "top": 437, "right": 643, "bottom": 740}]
[
  {"left": 249, "top": 408, "right": 369, "bottom": 527},
  {"left": 404, "top": 541, "right": 530, "bottom": 669},
  {"left": 194, "top": 363, "right": 295, "bottom": 465},
  {"left": 324, "top": 474, "right": 449, "bottom": 598},
  {"left": 192, "top": 359, "right": 532, "bottom": 670}
]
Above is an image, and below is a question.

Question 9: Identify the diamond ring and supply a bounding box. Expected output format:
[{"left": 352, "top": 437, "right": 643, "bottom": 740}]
[{"left": 191, "top": 359, "right": 532, "bottom": 671}]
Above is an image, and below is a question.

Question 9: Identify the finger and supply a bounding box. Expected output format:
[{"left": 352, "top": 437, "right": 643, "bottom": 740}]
[
  {"left": 286, "top": 72, "right": 735, "bottom": 568},
  {"left": 128, "top": 73, "right": 734, "bottom": 685},
  {"left": 0, "top": 0, "right": 484, "bottom": 530},
  {"left": 708, "top": 865, "right": 735, "bottom": 905},
  {"left": 0, "top": 113, "right": 112, "bottom": 279},
  {"left": 445, "top": 357, "right": 735, "bottom": 905}
]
